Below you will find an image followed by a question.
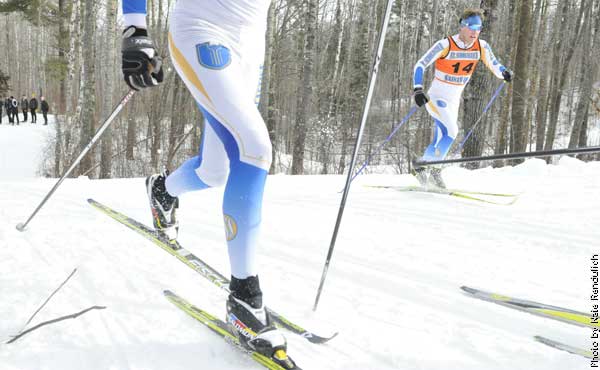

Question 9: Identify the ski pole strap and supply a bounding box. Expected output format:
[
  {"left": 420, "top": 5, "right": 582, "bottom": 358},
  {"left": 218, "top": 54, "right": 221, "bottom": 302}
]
[
  {"left": 349, "top": 105, "right": 417, "bottom": 183},
  {"left": 456, "top": 82, "right": 506, "bottom": 152}
]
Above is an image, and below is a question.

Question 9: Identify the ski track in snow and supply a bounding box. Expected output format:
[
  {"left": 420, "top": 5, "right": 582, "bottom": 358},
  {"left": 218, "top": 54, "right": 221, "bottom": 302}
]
[{"left": 0, "top": 118, "right": 596, "bottom": 369}]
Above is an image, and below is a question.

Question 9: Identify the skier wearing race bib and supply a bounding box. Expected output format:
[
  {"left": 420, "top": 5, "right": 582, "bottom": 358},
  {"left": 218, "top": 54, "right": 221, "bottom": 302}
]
[
  {"left": 412, "top": 8, "right": 513, "bottom": 188},
  {"left": 121, "top": 1, "right": 295, "bottom": 367}
]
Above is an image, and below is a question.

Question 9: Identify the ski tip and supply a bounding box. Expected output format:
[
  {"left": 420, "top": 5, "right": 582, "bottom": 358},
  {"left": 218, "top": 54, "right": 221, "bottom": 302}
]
[
  {"left": 306, "top": 331, "right": 339, "bottom": 344},
  {"left": 163, "top": 289, "right": 175, "bottom": 296},
  {"left": 15, "top": 223, "right": 26, "bottom": 232},
  {"left": 460, "top": 286, "right": 476, "bottom": 294},
  {"left": 87, "top": 198, "right": 95, "bottom": 204}
]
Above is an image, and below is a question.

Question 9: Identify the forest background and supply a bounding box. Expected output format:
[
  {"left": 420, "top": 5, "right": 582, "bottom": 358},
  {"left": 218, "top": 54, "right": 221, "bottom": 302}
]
[{"left": 0, "top": 0, "right": 598, "bottom": 178}]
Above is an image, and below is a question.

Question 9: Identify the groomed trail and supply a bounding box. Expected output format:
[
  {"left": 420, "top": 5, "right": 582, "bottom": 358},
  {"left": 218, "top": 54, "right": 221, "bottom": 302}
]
[{"left": 0, "top": 120, "right": 596, "bottom": 369}]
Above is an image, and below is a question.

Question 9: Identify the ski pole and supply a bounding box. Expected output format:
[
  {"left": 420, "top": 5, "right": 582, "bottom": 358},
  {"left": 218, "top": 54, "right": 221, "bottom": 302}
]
[
  {"left": 348, "top": 106, "right": 417, "bottom": 184},
  {"left": 313, "top": 0, "right": 395, "bottom": 312},
  {"left": 16, "top": 90, "right": 136, "bottom": 232},
  {"left": 454, "top": 81, "right": 505, "bottom": 154}
]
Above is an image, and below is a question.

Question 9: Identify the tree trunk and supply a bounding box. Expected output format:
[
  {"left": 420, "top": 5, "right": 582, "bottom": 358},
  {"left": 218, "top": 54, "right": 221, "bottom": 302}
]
[
  {"left": 509, "top": 0, "right": 532, "bottom": 164},
  {"left": 544, "top": 1, "right": 586, "bottom": 151},
  {"left": 291, "top": 0, "right": 317, "bottom": 175},
  {"left": 568, "top": 0, "right": 598, "bottom": 148},
  {"left": 100, "top": 0, "right": 118, "bottom": 179},
  {"left": 77, "top": 0, "right": 97, "bottom": 176},
  {"left": 262, "top": 2, "right": 277, "bottom": 174}
]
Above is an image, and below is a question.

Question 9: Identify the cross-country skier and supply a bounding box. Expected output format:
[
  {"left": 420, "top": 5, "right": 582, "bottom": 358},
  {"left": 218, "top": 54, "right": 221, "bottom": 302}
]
[
  {"left": 412, "top": 8, "right": 513, "bottom": 188},
  {"left": 121, "top": 1, "right": 295, "bottom": 367}
]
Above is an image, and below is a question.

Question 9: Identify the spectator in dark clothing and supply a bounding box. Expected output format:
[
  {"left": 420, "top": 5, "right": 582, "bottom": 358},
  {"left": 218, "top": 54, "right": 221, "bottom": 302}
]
[
  {"left": 0, "top": 97, "right": 3, "bottom": 124},
  {"left": 5, "top": 98, "right": 12, "bottom": 124},
  {"left": 29, "top": 94, "right": 38, "bottom": 124},
  {"left": 41, "top": 96, "right": 49, "bottom": 125},
  {"left": 21, "top": 95, "right": 28, "bottom": 122},
  {"left": 9, "top": 96, "right": 19, "bottom": 125}
]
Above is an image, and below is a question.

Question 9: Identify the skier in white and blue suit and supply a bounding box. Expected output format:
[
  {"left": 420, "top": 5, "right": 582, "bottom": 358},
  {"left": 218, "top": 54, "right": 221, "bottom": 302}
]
[
  {"left": 121, "top": 1, "right": 294, "bottom": 366},
  {"left": 411, "top": 8, "right": 513, "bottom": 188}
]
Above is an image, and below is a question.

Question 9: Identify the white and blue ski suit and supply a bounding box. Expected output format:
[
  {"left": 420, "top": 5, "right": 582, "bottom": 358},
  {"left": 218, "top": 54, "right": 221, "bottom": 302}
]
[
  {"left": 413, "top": 34, "right": 506, "bottom": 161},
  {"left": 123, "top": 0, "right": 272, "bottom": 279}
]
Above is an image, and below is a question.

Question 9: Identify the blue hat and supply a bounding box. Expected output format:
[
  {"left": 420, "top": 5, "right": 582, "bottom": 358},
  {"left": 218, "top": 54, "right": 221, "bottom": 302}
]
[{"left": 461, "top": 15, "right": 483, "bottom": 31}]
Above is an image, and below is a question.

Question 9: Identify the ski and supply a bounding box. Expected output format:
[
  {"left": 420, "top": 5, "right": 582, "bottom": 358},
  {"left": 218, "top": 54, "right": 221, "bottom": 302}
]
[
  {"left": 88, "top": 198, "right": 337, "bottom": 344},
  {"left": 461, "top": 286, "right": 598, "bottom": 329},
  {"left": 164, "top": 290, "right": 301, "bottom": 370},
  {"left": 368, "top": 184, "right": 518, "bottom": 197},
  {"left": 367, "top": 185, "right": 518, "bottom": 205},
  {"left": 534, "top": 335, "right": 593, "bottom": 359}
]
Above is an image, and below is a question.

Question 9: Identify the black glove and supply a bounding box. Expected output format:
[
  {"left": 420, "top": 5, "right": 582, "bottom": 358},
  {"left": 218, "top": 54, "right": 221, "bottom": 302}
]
[
  {"left": 122, "top": 26, "right": 164, "bottom": 91},
  {"left": 502, "top": 69, "right": 513, "bottom": 83},
  {"left": 414, "top": 87, "right": 429, "bottom": 107}
]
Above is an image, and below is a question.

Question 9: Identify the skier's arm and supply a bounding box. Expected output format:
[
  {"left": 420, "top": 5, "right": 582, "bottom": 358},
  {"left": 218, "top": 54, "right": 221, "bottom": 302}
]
[
  {"left": 479, "top": 40, "right": 512, "bottom": 81},
  {"left": 121, "top": 0, "right": 163, "bottom": 90},
  {"left": 413, "top": 38, "right": 450, "bottom": 89}
]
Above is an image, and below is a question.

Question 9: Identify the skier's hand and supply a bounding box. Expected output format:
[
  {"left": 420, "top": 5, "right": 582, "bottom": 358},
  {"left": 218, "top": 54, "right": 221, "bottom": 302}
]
[
  {"left": 122, "top": 26, "right": 164, "bottom": 91},
  {"left": 502, "top": 69, "right": 514, "bottom": 83},
  {"left": 414, "top": 87, "right": 429, "bottom": 107}
]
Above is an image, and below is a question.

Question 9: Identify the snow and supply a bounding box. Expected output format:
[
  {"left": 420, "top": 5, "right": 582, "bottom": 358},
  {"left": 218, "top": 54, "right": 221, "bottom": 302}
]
[
  {"left": 0, "top": 120, "right": 52, "bottom": 178},
  {"left": 0, "top": 117, "right": 597, "bottom": 370}
]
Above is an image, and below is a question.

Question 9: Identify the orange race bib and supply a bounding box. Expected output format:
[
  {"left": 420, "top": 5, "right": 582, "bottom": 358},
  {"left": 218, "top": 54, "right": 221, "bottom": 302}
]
[{"left": 434, "top": 37, "right": 481, "bottom": 85}]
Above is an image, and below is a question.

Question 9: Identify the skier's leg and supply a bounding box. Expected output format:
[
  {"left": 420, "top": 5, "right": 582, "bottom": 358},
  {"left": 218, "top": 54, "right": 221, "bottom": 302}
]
[
  {"left": 165, "top": 113, "right": 229, "bottom": 196},
  {"left": 168, "top": 19, "right": 289, "bottom": 358},
  {"left": 168, "top": 27, "right": 271, "bottom": 279},
  {"left": 422, "top": 97, "right": 458, "bottom": 161},
  {"left": 416, "top": 98, "right": 459, "bottom": 188},
  {"left": 168, "top": 40, "right": 271, "bottom": 278},
  {"left": 422, "top": 119, "right": 454, "bottom": 160}
]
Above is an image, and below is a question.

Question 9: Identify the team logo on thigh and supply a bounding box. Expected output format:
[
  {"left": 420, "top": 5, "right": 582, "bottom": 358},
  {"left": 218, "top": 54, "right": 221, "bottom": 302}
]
[
  {"left": 197, "top": 42, "right": 231, "bottom": 70},
  {"left": 224, "top": 214, "right": 238, "bottom": 241}
]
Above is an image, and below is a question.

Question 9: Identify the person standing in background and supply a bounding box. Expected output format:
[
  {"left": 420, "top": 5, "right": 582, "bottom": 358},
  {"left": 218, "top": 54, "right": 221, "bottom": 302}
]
[
  {"left": 4, "top": 97, "right": 10, "bottom": 124},
  {"left": 40, "top": 96, "right": 49, "bottom": 125},
  {"left": 20, "top": 95, "right": 29, "bottom": 122},
  {"left": 29, "top": 94, "right": 38, "bottom": 124},
  {"left": 10, "top": 96, "right": 19, "bottom": 125}
]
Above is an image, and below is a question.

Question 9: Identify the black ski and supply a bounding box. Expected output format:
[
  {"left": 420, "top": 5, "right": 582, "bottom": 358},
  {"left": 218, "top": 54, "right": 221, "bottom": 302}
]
[
  {"left": 534, "top": 335, "right": 593, "bottom": 359},
  {"left": 461, "top": 286, "right": 597, "bottom": 328},
  {"left": 164, "top": 290, "right": 301, "bottom": 369},
  {"left": 88, "top": 198, "right": 337, "bottom": 344}
]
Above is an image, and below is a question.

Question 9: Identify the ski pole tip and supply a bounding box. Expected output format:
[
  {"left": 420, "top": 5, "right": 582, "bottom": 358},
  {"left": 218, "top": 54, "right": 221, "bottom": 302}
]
[{"left": 16, "top": 223, "right": 26, "bottom": 232}]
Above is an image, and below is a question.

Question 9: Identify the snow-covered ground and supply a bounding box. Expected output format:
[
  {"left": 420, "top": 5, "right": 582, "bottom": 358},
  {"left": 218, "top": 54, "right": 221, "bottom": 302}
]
[
  {"left": 0, "top": 118, "right": 52, "bottom": 179},
  {"left": 0, "top": 118, "right": 597, "bottom": 370}
]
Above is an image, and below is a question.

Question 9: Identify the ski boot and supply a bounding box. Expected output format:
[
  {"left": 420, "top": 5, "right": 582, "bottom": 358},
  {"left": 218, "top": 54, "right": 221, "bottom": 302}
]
[
  {"left": 429, "top": 167, "right": 446, "bottom": 189},
  {"left": 227, "top": 275, "right": 297, "bottom": 369},
  {"left": 411, "top": 162, "right": 429, "bottom": 188},
  {"left": 410, "top": 157, "right": 430, "bottom": 188},
  {"left": 146, "top": 169, "right": 179, "bottom": 243}
]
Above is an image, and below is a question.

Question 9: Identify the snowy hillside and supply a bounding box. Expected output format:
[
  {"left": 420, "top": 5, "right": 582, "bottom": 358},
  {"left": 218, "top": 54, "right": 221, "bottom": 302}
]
[
  {"left": 0, "top": 118, "right": 597, "bottom": 370},
  {"left": 0, "top": 120, "right": 53, "bottom": 178}
]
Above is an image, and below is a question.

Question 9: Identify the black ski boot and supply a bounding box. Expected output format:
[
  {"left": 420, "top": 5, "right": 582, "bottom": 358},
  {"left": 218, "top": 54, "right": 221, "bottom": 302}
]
[
  {"left": 227, "top": 276, "right": 296, "bottom": 369},
  {"left": 146, "top": 169, "right": 179, "bottom": 242}
]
